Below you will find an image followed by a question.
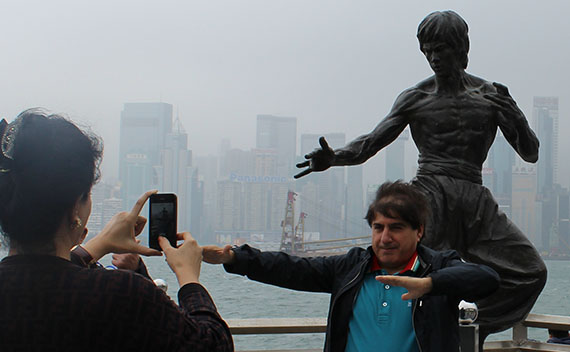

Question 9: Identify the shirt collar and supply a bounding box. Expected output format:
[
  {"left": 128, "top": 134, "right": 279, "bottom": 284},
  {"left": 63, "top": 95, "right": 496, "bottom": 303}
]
[{"left": 370, "top": 250, "right": 419, "bottom": 274}]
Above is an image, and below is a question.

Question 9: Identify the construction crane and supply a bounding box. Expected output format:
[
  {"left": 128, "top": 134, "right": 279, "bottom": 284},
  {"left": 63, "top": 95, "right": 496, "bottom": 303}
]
[
  {"left": 294, "top": 212, "right": 307, "bottom": 253},
  {"left": 279, "top": 190, "right": 368, "bottom": 255},
  {"left": 279, "top": 191, "right": 297, "bottom": 253}
]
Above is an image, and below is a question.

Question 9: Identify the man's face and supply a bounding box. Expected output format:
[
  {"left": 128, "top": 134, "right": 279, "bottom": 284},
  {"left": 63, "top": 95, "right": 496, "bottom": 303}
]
[
  {"left": 422, "top": 41, "right": 462, "bottom": 77},
  {"left": 371, "top": 211, "right": 423, "bottom": 274}
]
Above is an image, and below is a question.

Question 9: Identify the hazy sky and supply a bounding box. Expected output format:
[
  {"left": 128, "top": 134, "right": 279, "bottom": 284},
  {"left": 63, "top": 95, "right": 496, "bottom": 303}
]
[{"left": 1, "top": 0, "right": 569, "bottom": 186}]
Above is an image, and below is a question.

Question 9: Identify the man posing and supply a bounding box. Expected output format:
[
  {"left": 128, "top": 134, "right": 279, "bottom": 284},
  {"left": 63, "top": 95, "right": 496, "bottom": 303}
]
[
  {"left": 294, "top": 10, "right": 546, "bottom": 337},
  {"left": 203, "top": 181, "right": 499, "bottom": 352}
]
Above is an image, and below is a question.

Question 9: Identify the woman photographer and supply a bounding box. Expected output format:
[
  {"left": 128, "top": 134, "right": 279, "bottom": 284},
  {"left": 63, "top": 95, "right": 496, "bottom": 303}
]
[{"left": 0, "top": 109, "right": 232, "bottom": 351}]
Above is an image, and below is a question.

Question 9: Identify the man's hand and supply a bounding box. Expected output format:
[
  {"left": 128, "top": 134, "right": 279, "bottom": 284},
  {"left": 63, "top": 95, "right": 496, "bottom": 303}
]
[
  {"left": 202, "top": 245, "right": 235, "bottom": 265},
  {"left": 376, "top": 275, "right": 433, "bottom": 300},
  {"left": 160, "top": 232, "right": 202, "bottom": 286},
  {"left": 294, "top": 136, "right": 335, "bottom": 179},
  {"left": 83, "top": 190, "right": 162, "bottom": 261},
  {"left": 112, "top": 253, "right": 141, "bottom": 271}
]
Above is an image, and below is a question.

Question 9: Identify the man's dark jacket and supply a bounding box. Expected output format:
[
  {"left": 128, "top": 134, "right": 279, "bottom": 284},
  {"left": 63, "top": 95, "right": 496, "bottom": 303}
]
[{"left": 225, "top": 244, "right": 499, "bottom": 352}]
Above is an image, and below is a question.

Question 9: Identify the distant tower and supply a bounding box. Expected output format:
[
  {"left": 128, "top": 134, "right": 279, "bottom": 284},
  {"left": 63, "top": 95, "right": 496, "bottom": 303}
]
[
  {"left": 256, "top": 114, "right": 297, "bottom": 177},
  {"left": 559, "top": 191, "right": 570, "bottom": 254},
  {"left": 533, "top": 96, "right": 558, "bottom": 194},
  {"left": 511, "top": 163, "right": 539, "bottom": 249},
  {"left": 161, "top": 116, "right": 196, "bottom": 232},
  {"left": 485, "top": 133, "right": 515, "bottom": 216},
  {"left": 385, "top": 129, "right": 409, "bottom": 181},
  {"left": 346, "top": 165, "right": 366, "bottom": 236},
  {"left": 119, "top": 102, "right": 173, "bottom": 208},
  {"left": 299, "top": 133, "right": 346, "bottom": 239}
]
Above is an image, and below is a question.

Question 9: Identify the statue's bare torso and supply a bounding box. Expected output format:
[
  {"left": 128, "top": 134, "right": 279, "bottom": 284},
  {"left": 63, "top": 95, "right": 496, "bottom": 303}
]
[{"left": 407, "top": 74, "right": 498, "bottom": 169}]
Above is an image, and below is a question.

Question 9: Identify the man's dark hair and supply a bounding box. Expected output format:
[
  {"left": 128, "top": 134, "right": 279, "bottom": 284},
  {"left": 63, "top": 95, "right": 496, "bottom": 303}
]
[
  {"left": 549, "top": 329, "right": 570, "bottom": 339},
  {"left": 0, "top": 109, "right": 102, "bottom": 252},
  {"left": 417, "top": 10, "right": 470, "bottom": 69},
  {"left": 365, "top": 180, "right": 429, "bottom": 230}
]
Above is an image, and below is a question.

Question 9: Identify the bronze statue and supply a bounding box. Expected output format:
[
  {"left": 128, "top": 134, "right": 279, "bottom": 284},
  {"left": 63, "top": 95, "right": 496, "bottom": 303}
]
[{"left": 295, "top": 10, "right": 547, "bottom": 340}]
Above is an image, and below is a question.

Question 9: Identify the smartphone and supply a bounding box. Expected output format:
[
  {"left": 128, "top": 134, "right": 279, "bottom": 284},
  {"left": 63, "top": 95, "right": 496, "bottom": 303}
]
[{"left": 149, "top": 193, "right": 177, "bottom": 251}]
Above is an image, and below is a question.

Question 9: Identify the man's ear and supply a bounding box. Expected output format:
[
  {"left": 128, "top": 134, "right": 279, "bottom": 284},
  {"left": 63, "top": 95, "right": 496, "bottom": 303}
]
[{"left": 417, "top": 225, "right": 424, "bottom": 242}]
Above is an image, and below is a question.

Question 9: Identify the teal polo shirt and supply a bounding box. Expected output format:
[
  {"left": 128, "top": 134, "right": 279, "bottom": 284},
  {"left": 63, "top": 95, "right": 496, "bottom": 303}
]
[{"left": 345, "top": 253, "right": 420, "bottom": 352}]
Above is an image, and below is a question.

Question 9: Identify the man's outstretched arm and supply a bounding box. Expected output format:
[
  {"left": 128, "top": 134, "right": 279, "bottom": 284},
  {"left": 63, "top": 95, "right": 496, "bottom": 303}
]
[
  {"left": 203, "top": 244, "right": 345, "bottom": 293},
  {"left": 295, "top": 88, "right": 418, "bottom": 179},
  {"left": 485, "top": 82, "right": 539, "bottom": 163}
]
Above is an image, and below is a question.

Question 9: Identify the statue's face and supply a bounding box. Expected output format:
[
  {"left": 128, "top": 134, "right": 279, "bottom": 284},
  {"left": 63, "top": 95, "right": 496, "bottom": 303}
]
[{"left": 422, "top": 41, "right": 462, "bottom": 77}]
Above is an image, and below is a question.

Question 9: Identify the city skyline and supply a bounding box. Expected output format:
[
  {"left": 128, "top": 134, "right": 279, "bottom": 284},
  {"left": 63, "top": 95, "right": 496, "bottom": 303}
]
[
  {"left": 85, "top": 96, "right": 570, "bottom": 255},
  {"left": 1, "top": 1, "right": 569, "bottom": 189}
]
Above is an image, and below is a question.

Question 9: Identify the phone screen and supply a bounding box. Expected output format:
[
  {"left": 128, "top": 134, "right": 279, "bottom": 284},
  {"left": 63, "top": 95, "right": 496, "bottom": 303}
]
[{"left": 149, "top": 193, "right": 177, "bottom": 251}]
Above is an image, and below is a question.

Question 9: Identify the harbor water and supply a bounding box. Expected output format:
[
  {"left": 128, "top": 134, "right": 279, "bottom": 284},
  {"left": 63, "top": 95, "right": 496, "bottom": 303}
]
[
  {"left": 1, "top": 246, "right": 569, "bottom": 350},
  {"left": 138, "top": 255, "right": 570, "bottom": 350}
]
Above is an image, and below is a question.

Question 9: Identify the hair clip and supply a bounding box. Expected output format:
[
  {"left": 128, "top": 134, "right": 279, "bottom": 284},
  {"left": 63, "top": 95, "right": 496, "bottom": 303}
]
[
  {"left": 1, "top": 116, "right": 24, "bottom": 161},
  {"left": 0, "top": 119, "right": 11, "bottom": 172}
]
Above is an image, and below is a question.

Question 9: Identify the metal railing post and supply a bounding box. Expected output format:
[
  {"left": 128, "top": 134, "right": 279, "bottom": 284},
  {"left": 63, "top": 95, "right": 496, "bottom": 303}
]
[
  {"left": 459, "top": 324, "right": 479, "bottom": 352},
  {"left": 512, "top": 321, "right": 528, "bottom": 345}
]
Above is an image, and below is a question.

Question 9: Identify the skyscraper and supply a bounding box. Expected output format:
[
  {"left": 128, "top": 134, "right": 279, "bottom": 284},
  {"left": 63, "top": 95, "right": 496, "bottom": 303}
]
[
  {"left": 256, "top": 114, "right": 297, "bottom": 177},
  {"left": 385, "top": 129, "right": 409, "bottom": 181},
  {"left": 299, "top": 133, "right": 346, "bottom": 239},
  {"left": 511, "top": 164, "right": 539, "bottom": 248},
  {"left": 161, "top": 118, "right": 195, "bottom": 232},
  {"left": 533, "top": 96, "right": 558, "bottom": 193},
  {"left": 346, "top": 165, "right": 366, "bottom": 237},
  {"left": 485, "top": 133, "right": 515, "bottom": 216},
  {"left": 119, "top": 102, "right": 173, "bottom": 208}
]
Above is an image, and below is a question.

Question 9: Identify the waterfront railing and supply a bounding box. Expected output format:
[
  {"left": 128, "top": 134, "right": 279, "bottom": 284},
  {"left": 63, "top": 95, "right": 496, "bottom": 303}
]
[{"left": 227, "top": 313, "right": 570, "bottom": 352}]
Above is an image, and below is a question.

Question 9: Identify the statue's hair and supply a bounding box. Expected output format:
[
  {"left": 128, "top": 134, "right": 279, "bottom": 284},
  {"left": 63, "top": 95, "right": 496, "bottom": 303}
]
[{"left": 417, "top": 10, "right": 469, "bottom": 69}]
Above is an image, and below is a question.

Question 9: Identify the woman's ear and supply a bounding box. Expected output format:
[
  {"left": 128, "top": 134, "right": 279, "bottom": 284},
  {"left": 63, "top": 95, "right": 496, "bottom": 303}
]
[{"left": 79, "top": 227, "right": 88, "bottom": 244}]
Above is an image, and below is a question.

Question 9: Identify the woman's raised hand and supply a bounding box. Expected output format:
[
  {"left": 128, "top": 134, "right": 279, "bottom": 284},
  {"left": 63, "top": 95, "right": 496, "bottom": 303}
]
[{"left": 82, "top": 190, "right": 162, "bottom": 261}]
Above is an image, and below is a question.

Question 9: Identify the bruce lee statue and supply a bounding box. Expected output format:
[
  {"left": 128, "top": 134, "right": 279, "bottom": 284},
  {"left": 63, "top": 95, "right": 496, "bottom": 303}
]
[{"left": 295, "top": 10, "right": 547, "bottom": 341}]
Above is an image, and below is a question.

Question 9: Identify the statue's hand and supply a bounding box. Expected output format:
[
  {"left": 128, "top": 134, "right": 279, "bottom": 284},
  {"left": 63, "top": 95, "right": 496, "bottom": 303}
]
[
  {"left": 483, "top": 82, "right": 525, "bottom": 120},
  {"left": 294, "top": 136, "right": 335, "bottom": 179}
]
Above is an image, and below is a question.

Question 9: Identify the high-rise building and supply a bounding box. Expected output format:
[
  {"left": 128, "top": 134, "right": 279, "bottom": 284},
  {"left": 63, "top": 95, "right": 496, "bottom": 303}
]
[
  {"left": 533, "top": 97, "right": 558, "bottom": 193},
  {"left": 299, "top": 133, "right": 346, "bottom": 239},
  {"left": 256, "top": 115, "right": 297, "bottom": 177},
  {"left": 87, "top": 181, "right": 119, "bottom": 239},
  {"left": 161, "top": 118, "right": 196, "bottom": 232},
  {"left": 511, "top": 164, "right": 539, "bottom": 248},
  {"left": 558, "top": 190, "right": 570, "bottom": 255},
  {"left": 485, "top": 133, "right": 515, "bottom": 216},
  {"left": 122, "top": 153, "right": 154, "bottom": 209},
  {"left": 194, "top": 155, "right": 219, "bottom": 243},
  {"left": 216, "top": 180, "right": 243, "bottom": 233},
  {"left": 119, "top": 102, "right": 173, "bottom": 208},
  {"left": 219, "top": 148, "right": 254, "bottom": 178},
  {"left": 215, "top": 145, "right": 292, "bottom": 242},
  {"left": 185, "top": 166, "right": 204, "bottom": 241},
  {"left": 385, "top": 129, "right": 409, "bottom": 181},
  {"left": 346, "top": 165, "right": 367, "bottom": 237}
]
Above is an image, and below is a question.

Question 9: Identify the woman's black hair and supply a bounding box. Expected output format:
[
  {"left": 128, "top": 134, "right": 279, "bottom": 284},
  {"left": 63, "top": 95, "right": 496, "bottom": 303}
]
[{"left": 0, "top": 109, "right": 103, "bottom": 252}]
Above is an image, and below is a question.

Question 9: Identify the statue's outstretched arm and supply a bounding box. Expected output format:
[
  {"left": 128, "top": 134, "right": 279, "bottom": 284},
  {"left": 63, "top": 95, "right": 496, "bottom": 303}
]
[
  {"left": 294, "top": 90, "right": 414, "bottom": 179},
  {"left": 484, "top": 82, "right": 539, "bottom": 163}
]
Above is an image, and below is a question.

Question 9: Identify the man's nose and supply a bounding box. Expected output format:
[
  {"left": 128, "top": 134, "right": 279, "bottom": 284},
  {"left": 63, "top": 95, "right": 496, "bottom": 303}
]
[{"left": 380, "top": 229, "right": 392, "bottom": 243}]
